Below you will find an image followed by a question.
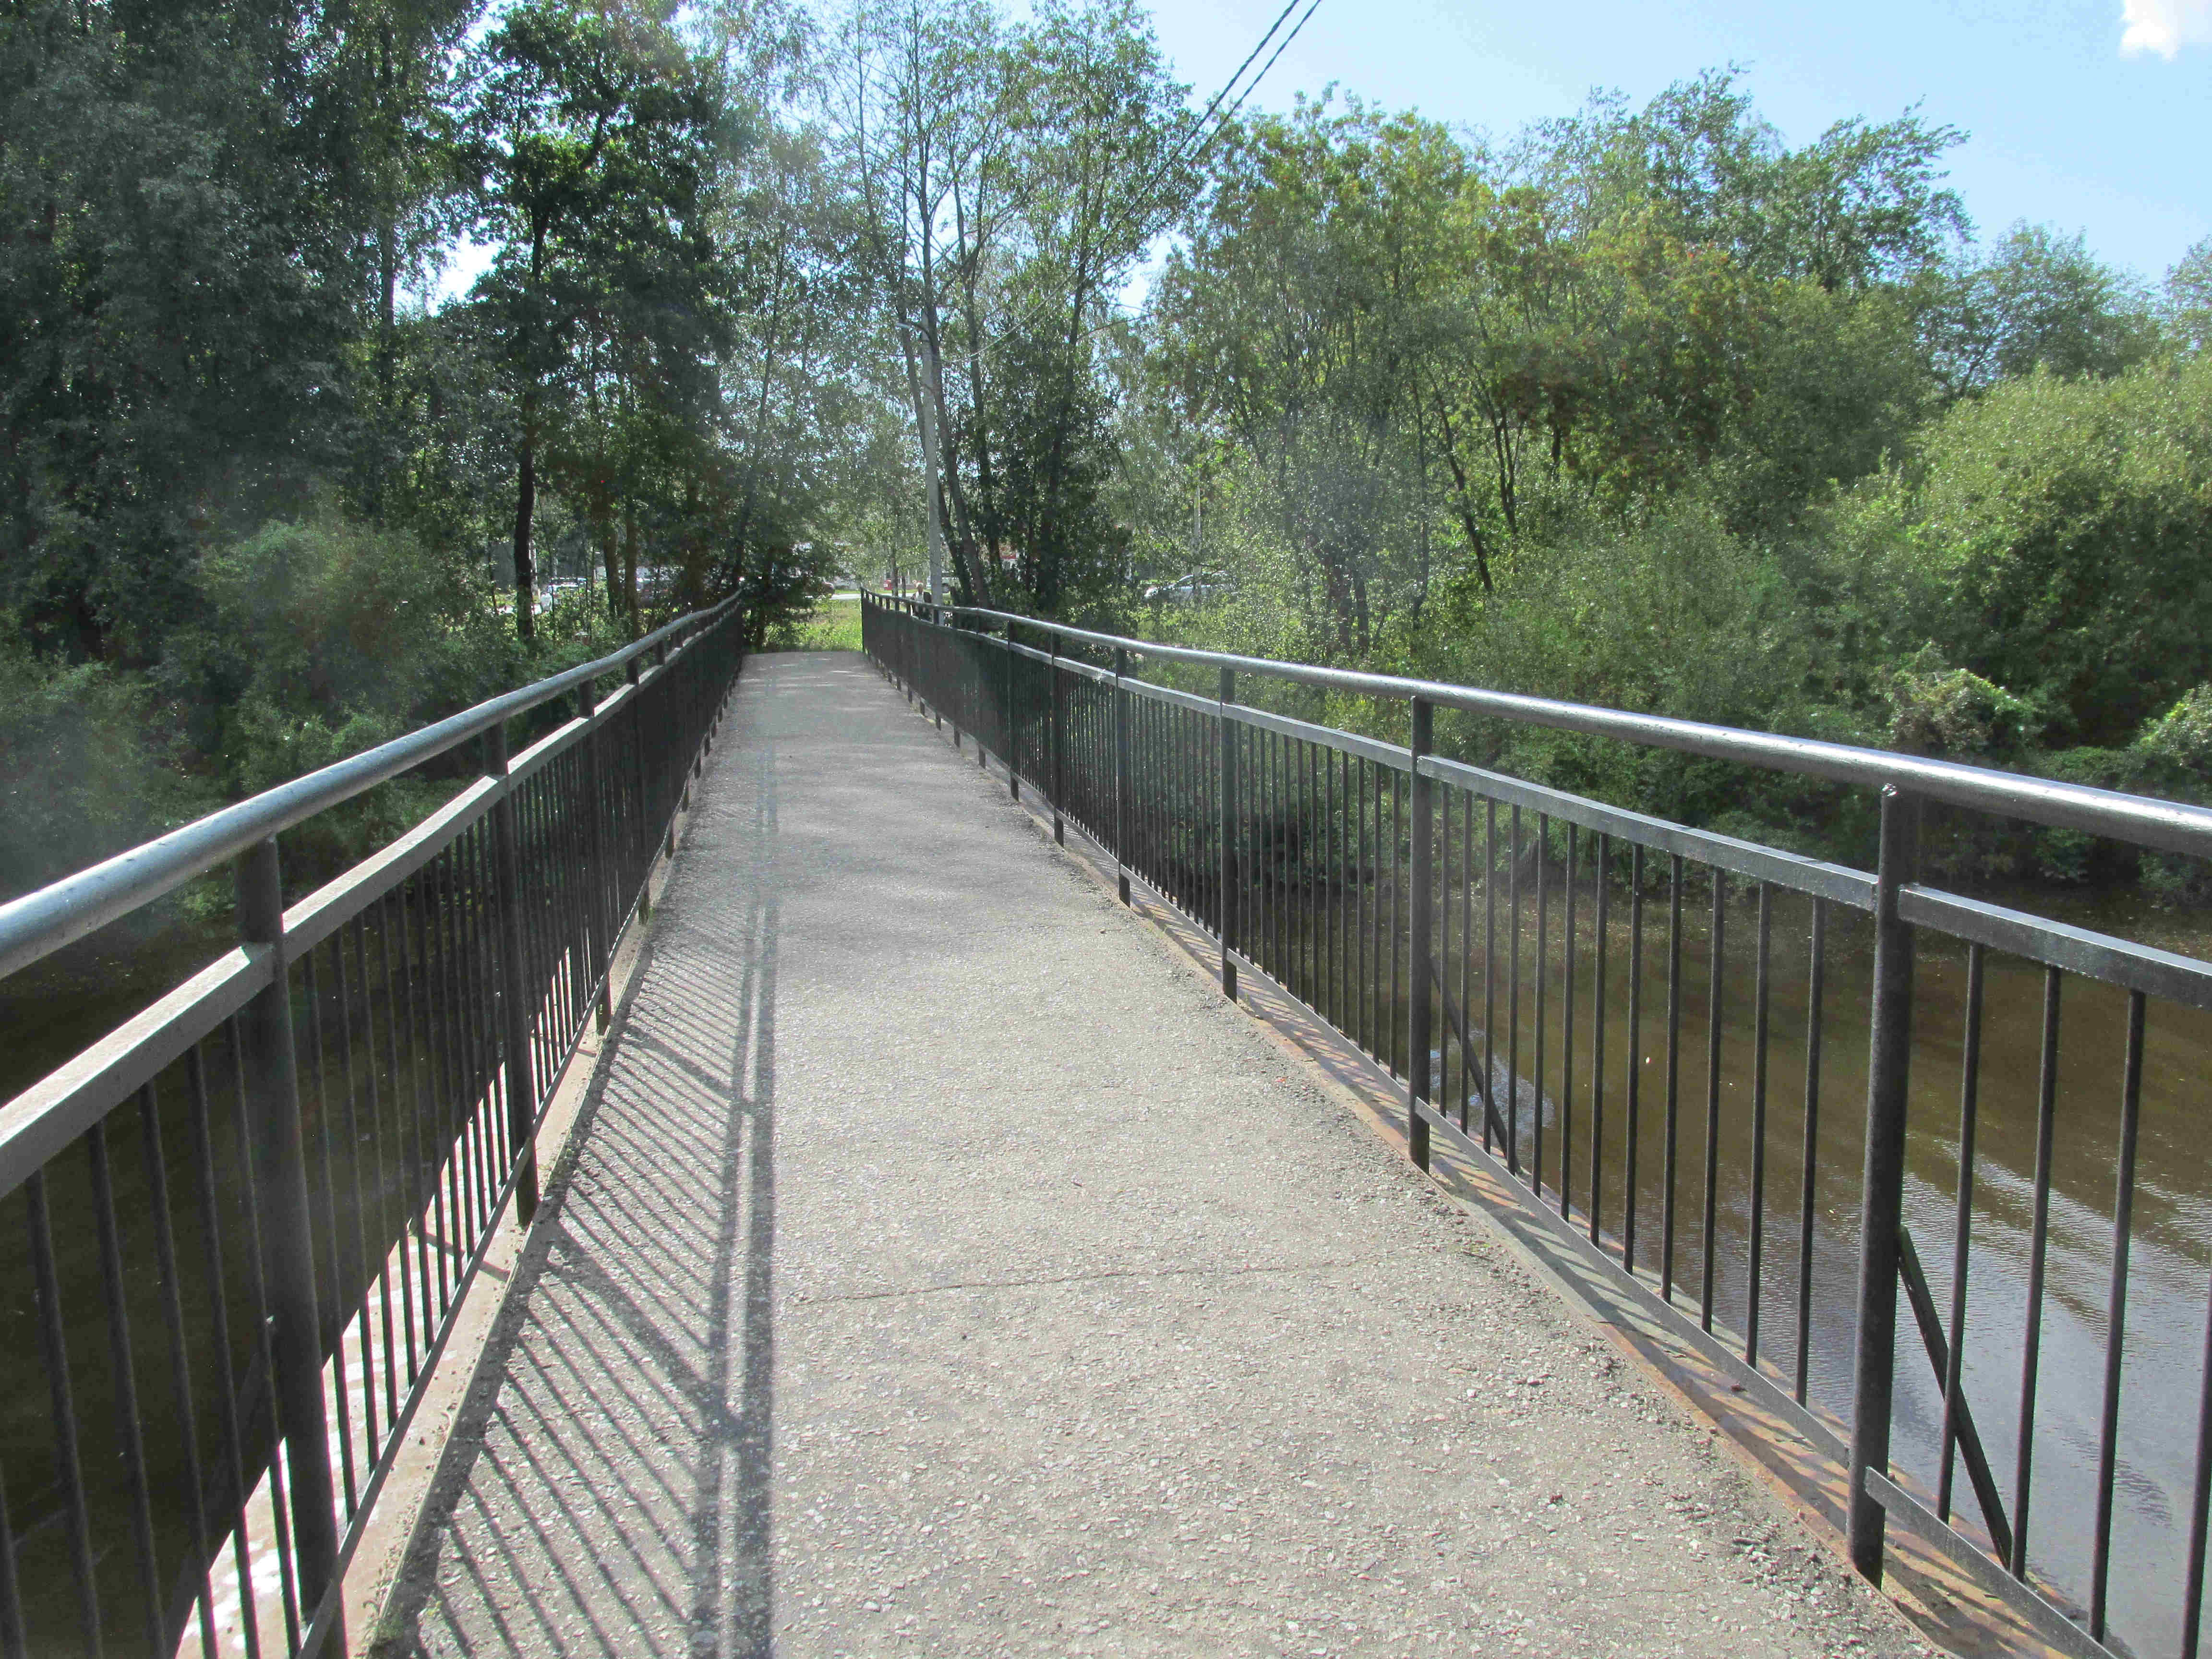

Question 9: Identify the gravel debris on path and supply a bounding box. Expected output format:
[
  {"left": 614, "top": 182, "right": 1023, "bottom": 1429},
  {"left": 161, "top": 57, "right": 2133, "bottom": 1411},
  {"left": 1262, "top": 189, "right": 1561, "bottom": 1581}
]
[{"left": 375, "top": 651, "right": 1936, "bottom": 1659}]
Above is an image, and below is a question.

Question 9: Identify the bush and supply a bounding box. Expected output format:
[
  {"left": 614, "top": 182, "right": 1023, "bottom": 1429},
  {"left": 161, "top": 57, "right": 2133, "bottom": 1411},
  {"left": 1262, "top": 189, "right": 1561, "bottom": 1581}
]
[
  {"left": 1859, "top": 356, "right": 2212, "bottom": 746},
  {"left": 0, "top": 642, "right": 212, "bottom": 899}
]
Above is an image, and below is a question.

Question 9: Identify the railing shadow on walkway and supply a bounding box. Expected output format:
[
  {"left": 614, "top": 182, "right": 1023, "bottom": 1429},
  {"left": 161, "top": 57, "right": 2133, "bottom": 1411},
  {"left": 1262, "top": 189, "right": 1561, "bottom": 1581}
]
[{"left": 372, "top": 757, "right": 781, "bottom": 1659}]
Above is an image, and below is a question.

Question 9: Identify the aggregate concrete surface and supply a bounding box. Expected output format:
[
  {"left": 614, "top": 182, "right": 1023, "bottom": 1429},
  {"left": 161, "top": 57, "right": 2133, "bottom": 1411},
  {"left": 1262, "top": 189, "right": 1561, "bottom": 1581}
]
[{"left": 375, "top": 651, "right": 1936, "bottom": 1659}]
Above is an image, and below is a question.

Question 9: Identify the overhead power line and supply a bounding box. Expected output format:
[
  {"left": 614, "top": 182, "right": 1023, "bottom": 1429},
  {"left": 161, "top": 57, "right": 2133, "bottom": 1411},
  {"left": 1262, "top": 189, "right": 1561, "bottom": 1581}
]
[{"left": 961, "top": 0, "right": 1327, "bottom": 369}]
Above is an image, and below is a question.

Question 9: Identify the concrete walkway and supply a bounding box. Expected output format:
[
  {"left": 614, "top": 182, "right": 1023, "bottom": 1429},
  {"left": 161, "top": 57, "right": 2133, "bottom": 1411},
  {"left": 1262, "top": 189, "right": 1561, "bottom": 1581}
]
[{"left": 375, "top": 652, "right": 1932, "bottom": 1659}]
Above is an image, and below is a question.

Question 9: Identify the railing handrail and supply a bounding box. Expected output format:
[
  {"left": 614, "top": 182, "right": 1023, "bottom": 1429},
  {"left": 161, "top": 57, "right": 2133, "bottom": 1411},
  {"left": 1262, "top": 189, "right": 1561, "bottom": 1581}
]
[
  {"left": 881, "top": 594, "right": 2212, "bottom": 863},
  {"left": 0, "top": 595, "right": 745, "bottom": 982}
]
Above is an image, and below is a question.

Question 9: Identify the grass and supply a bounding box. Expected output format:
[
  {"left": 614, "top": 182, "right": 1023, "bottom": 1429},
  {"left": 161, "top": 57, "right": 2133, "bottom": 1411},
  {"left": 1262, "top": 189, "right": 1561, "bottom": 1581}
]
[{"left": 764, "top": 595, "right": 862, "bottom": 652}]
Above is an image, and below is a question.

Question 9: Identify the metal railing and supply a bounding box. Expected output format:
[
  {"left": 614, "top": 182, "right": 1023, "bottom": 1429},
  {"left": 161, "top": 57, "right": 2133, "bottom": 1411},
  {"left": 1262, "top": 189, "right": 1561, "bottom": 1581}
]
[
  {"left": 0, "top": 596, "right": 747, "bottom": 1658},
  {"left": 864, "top": 590, "right": 2212, "bottom": 1659}
]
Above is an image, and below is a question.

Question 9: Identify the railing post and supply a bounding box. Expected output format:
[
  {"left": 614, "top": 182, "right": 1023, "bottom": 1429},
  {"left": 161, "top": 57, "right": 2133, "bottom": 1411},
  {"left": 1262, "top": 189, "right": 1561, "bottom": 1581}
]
[
  {"left": 578, "top": 676, "right": 614, "bottom": 1034},
  {"left": 1407, "top": 697, "right": 1435, "bottom": 1172},
  {"left": 1848, "top": 784, "right": 1920, "bottom": 1582},
  {"left": 1114, "top": 646, "right": 1131, "bottom": 906},
  {"left": 1050, "top": 637, "right": 1065, "bottom": 846},
  {"left": 1006, "top": 620, "right": 1021, "bottom": 802},
  {"left": 234, "top": 837, "right": 345, "bottom": 1653},
  {"left": 1218, "top": 666, "right": 1237, "bottom": 1000},
  {"left": 484, "top": 722, "right": 541, "bottom": 1225}
]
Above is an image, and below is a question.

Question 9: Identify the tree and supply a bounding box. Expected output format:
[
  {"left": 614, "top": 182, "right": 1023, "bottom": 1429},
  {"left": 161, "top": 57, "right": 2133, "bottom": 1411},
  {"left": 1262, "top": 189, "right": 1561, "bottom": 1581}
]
[
  {"left": 0, "top": 0, "right": 363, "bottom": 661},
  {"left": 830, "top": 0, "right": 1185, "bottom": 612},
  {"left": 1930, "top": 223, "right": 2159, "bottom": 393},
  {"left": 2164, "top": 235, "right": 2212, "bottom": 356},
  {"left": 465, "top": 0, "right": 734, "bottom": 637}
]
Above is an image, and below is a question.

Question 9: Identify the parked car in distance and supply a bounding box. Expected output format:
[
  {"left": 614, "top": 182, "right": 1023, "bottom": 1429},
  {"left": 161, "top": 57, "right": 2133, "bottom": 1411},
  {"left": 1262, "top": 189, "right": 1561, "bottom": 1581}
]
[{"left": 1143, "top": 570, "right": 1232, "bottom": 606}]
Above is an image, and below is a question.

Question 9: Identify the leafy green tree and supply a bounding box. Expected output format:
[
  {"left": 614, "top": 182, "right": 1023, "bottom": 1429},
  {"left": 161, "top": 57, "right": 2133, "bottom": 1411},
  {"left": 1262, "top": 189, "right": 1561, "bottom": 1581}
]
[
  {"left": 0, "top": 0, "right": 362, "bottom": 660},
  {"left": 1838, "top": 354, "right": 2212, "bottom": 745},
  {"left": 464, "top": 0, "right": 734, "bottom": 637},
  {"left": 2166, "top": 236, "right": 2212, "bottom": 355},
  {"left": 1932, "top": 223, "right": 2159, "bottom": 392}
]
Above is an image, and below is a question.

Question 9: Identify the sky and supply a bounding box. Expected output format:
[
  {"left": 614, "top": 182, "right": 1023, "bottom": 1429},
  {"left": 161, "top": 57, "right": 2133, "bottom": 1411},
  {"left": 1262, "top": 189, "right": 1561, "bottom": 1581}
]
[
  {"left": 1144, "top": 0, "right": 2208, "bottom": 282},
  {"left": 436, "top": 0, "right": 2207, "bottom": 304}
]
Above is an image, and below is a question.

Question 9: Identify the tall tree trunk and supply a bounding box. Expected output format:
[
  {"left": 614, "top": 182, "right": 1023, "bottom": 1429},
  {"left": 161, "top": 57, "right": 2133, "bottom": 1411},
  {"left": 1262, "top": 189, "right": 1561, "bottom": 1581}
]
[
  {"left": 622, "top": 502, "right": 640, "bottom": 637},
  {"left": 513, "top": 217, "right": 547, "bottom": 642},
  {"left": 513, "top": 408, "right": 538, "bottom": 643},
  {"left": 917, "top": 309, "right": 991, "bottom": 604},
  {"left": 895, "top": 319, "right": 952, "bottom": 602},
  {"left": 597, "top": 498, "right": 620, "bottom": 626},
  {"left": 1431, "top": 396, "right": 1494, "bottom": 593}
]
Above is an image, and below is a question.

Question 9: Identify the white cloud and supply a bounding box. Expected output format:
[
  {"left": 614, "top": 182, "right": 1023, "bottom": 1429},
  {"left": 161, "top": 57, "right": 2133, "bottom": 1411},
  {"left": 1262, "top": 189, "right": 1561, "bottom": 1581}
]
[{"left": 2121, "top": 0, "right": 2212, "bottom": 58}]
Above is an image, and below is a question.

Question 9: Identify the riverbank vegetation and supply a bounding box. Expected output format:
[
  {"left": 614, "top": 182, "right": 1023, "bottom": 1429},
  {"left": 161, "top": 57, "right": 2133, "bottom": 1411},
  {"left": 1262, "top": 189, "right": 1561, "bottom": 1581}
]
[{"left": 4, "top": 0, "right": 2209, "bottom": 910}]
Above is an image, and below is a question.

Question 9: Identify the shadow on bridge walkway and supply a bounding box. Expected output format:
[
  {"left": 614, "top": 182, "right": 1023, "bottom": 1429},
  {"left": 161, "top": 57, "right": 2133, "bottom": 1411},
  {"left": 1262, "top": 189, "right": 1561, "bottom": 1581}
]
[{"left": 371, "top": 652, "right": 1933, "bottom": 1659}]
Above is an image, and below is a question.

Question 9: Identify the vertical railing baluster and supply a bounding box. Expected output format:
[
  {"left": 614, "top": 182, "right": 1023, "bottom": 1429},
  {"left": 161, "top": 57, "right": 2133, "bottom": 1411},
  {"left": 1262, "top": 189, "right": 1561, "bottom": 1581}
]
[
  {"left": 1562, "top": 824, "right": 1577, "bottom": 1221},
  {"left": 1408, "top": 697, "right": 1434, "bottom": 1171},
  {"left": 1625, "top": 844, "right": 1645, "bottom": 1272},
  {"left": 1006, "top": 621, "right": 1021, "bottom": 801},
  {"left": 1391, "top": 770, "right": 1404, "bottom": 1078},
  {"left": 385, "top": 891, "right": 430, "bottom": 1375},
  {"left": 0, "top": 1460, "right": 26, "bottom": 1659},
  {"left": 1796, "top": 899, "right": 1827, "bottom": 1406},
  {"left": 1701, "top": 869, "right": 1726, "bottom": 1334},
  {"left": 1847, "top": 785, "right": 1920, "bottom": 1585},
  {"left": 1115, "top": 648, "right": 1131, "bottom": 905},
  {"left": 335, "top": 926, "right": 385, "bottom": 1458},
  {"left": 487, "top": 720, "right": 542, "bottom": 1226},
  {"left": 89, "top": 1116, "right": 165, "bottom": 1655},
  {"left": 1534, "top": 815, "right": 1548, "bottom": 1197},
  {"left": 578, "top": 677, "right": 613, "bottom": 1033},
  {"left": 2183, "top": 1265, "right": 2212, "bottom": 1659},
  {"left": 628, "top": 656, "right": 652, "bottom": 920},
  {"left": 1747, "top": 883, "right": 1772, "bottom": 1365},
  {"left": 2091, "top": 990, "right": 2148, "bottom": 1640},
  {"left": 1220, "top": 668, "right": 1238, "bottom": 999},
  {"left": 1508, "top": 805, "right": 1522, "bottom": 1174},
  {"left": 1461, "top": 792, "right": 1475, "bottom": 1135},
  {"left": 1591, "top": 834, "right": 1609, "bottom": 1242},
  {"left": 1663, "top": 855, "right": 1684, "bottom": 1304},
  {"left": 300, "top": 944, "right": 357, "bottom": 1519},
  {"left": 1939, "top": 943, "right": 1984, "bottom": 1528},
  {"left": 26, "top": 1166, "right": 101, "bottom": 1658},
  {"left": 1484, "top": 800, "right": 1497, "bottom": 1155},
  {"left": 140, "top": 1080, "right": 219, "bottom": 1659},
  {"left": 1051, "top": 640, "right": 1066, "bottom": 846},
  {"left": 187, "top": 1043, "right": 264, "bottom": 1659}
]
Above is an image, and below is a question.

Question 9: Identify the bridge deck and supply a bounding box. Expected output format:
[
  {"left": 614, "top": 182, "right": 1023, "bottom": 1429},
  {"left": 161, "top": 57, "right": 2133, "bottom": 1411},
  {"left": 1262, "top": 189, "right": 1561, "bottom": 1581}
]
[{"left": 375, "top": 652, "right": 1927, "bottom": 1659}]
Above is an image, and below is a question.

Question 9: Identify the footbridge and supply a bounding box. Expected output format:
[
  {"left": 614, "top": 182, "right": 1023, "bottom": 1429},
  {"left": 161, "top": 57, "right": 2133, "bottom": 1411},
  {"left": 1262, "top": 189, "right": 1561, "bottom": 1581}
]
[{"left": 3, "top": 594, "right": 2212, "bottom": 1659}]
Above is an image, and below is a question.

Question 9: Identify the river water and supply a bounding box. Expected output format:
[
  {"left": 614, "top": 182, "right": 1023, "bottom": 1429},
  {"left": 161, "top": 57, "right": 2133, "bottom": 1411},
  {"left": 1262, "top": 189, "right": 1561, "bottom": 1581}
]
[{"left": 1394, "top": 865, "right": 2212, "bottom": 1657}]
